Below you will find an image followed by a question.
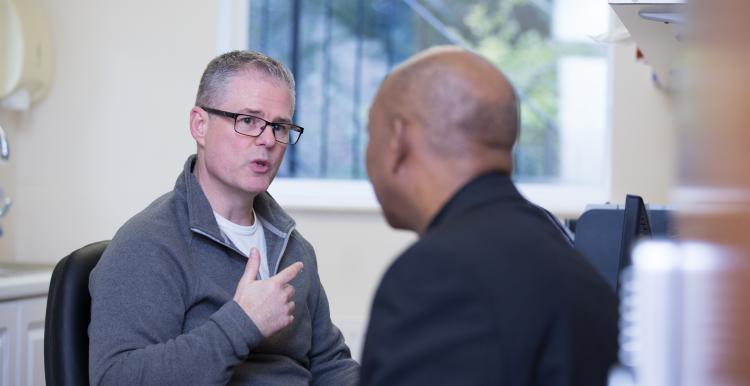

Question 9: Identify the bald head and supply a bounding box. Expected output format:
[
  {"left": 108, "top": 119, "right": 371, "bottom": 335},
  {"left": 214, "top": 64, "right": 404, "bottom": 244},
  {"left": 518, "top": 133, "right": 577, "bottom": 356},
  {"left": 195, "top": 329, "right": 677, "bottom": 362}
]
[
  {"left": 377, "top": 46, "right": 519, "bottom": 163},
  {"left": 366, "top": 46, "right": 521, "bottom": 233}
]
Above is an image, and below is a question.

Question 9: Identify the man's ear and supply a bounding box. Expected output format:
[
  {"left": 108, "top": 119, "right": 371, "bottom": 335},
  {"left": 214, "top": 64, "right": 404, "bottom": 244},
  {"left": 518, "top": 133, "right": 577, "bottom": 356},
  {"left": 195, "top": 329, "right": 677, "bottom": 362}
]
[
  {"left": 389, "top": 116, "right": 409, "bottom": 174},
  {"left": 189, "top": 107, "right": 208, "bottom": 146}
]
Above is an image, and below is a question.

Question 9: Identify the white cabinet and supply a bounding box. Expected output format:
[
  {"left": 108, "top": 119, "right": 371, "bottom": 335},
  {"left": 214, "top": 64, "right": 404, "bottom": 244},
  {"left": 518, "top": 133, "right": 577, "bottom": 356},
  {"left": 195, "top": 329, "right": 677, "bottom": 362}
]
[
  {"left": 0, "top": 297, "right": 47, "bottom": 386},
  {"left": 0, "top": 302, "right": 18, "bottom": 386}
]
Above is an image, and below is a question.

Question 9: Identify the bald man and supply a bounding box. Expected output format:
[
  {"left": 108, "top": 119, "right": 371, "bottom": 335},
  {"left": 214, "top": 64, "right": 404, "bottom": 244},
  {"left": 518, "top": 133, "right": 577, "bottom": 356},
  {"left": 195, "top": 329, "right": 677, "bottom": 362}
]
[{"left": 360, "top": 46, "right": 618, "bottom": 386}]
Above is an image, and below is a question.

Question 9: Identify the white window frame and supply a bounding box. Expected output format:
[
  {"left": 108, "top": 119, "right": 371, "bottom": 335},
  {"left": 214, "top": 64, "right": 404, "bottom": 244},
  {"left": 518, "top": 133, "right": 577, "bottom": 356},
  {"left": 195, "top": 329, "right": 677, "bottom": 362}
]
[{"left": 268, "top": 179, "right": 609, "bottom": 218}]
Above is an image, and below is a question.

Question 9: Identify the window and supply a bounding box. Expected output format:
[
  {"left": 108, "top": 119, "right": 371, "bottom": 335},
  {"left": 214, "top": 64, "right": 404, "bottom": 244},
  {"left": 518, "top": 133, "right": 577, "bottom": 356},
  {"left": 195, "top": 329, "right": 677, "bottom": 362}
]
[
  {"left": 249, "top": 0, "right": 609, "bottom": 181},
  {"left": 247, "top": 0, "right": 611, "bottom": 211}
]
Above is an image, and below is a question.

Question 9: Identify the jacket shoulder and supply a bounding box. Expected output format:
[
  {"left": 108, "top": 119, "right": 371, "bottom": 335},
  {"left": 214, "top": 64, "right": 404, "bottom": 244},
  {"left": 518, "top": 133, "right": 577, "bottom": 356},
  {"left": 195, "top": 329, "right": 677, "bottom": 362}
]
[{"left": 95, "top": 191, "right": 189, "bottom": 279}]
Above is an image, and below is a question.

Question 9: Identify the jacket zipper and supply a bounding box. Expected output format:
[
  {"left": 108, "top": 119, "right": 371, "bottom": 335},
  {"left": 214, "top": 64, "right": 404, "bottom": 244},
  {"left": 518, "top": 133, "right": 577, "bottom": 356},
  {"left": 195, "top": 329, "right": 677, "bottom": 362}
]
[
  {"left": 272, "top": 227, "right": 294, "bottom": 275},
  {"left": 190, "top": 227, "right": 246, "bottom": 258}
]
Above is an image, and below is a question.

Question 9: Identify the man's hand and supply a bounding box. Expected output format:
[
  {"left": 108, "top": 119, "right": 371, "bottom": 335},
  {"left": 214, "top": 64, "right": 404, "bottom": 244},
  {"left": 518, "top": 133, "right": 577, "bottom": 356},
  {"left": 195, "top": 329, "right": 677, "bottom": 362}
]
[{"left": 233, "top": 248, "right": 303, "bottom": 337}]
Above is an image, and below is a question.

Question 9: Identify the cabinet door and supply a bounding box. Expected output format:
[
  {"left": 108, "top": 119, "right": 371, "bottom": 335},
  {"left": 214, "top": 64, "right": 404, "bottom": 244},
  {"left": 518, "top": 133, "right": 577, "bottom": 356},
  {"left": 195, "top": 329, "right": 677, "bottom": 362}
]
[
  {"left": 0, "top": 303, "right": 17, "bottom": 386},
  {"left": 18, "top": 298, "right": 46, "bottom": 386}
]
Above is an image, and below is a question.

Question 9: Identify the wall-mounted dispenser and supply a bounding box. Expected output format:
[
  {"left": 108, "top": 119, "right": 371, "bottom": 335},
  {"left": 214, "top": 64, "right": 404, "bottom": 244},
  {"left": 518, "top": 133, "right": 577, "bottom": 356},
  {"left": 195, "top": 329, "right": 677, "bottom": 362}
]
[
  {"left": 0, "top": 0, "right": 52, "bottom": 238},
  {"left": 0, "top": 0, "right": 54, "bottom": 111}
]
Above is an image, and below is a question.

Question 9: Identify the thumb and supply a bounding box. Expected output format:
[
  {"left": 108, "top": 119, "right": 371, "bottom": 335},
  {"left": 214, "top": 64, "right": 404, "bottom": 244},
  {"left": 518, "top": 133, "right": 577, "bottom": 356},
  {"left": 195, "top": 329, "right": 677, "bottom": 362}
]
[{"left": 241, "top": 248, "right": 261, "bottom": 283}]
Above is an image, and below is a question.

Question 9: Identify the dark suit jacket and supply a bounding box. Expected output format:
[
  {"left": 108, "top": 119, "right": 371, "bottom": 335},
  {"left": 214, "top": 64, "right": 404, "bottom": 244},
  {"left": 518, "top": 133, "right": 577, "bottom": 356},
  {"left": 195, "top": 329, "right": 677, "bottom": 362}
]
[{"left": 360, "top": 172, "right": 618, "bottom": 386}]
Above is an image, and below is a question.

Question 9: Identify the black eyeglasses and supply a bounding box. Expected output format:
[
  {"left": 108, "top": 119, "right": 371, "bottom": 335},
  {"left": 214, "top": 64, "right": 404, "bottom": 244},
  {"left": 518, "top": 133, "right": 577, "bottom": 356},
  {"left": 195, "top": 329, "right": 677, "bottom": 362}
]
[{"left": 200, "top": 106, "right": 304, "bottom": 145}]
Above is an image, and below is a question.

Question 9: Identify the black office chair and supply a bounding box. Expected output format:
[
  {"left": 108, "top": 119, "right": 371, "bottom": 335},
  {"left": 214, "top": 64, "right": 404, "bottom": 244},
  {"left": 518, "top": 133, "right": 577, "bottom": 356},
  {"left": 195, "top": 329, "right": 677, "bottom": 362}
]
[{"left": 44, "top": 240, "right": 109, "bottom": 386}]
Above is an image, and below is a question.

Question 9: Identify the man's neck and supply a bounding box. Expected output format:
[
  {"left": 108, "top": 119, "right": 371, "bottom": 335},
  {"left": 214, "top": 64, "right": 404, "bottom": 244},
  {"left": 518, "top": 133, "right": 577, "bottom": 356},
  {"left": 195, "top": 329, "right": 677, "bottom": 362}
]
[
  {"left": 219, "top": 204, "right": 256, "bottom": 226},
  {"left": 412, "top": 160, "right": 509, "bottom": 236},
  {"left": 408, "top": 168, "right": 470, "bottom": 236},
  {"left": 193, "top": 161, "right": 256, "bottom": 226}
]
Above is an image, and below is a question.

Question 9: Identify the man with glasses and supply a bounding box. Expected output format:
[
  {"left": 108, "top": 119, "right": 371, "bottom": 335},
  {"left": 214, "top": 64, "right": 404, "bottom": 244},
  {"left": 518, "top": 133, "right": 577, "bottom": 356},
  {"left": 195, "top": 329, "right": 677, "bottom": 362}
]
[{"left": 89, "top": 50, "right": 359, "bottom": 385}]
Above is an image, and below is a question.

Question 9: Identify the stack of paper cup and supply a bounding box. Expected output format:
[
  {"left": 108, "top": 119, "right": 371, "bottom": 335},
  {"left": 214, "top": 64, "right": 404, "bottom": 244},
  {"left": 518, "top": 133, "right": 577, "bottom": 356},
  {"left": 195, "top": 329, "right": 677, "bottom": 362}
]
[
  {"left": 614, "top": 240, "right": 750, "bottom": 386},
  {"left": 629, "top": 241, "right": 683, "bottom": 386}
]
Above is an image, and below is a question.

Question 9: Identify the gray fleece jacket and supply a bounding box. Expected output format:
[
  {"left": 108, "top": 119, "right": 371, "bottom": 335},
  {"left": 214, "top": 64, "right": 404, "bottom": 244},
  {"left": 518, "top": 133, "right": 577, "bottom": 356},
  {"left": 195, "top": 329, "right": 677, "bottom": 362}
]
[{"left": 88, "top": 155, "right": 359, "bottom": 385}]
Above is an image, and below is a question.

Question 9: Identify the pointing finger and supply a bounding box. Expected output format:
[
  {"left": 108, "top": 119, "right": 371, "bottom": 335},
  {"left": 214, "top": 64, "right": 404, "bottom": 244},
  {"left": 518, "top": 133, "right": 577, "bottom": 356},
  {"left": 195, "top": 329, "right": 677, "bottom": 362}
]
[{"left": 274, "top": 262, "right": 304, "bottom": 284}]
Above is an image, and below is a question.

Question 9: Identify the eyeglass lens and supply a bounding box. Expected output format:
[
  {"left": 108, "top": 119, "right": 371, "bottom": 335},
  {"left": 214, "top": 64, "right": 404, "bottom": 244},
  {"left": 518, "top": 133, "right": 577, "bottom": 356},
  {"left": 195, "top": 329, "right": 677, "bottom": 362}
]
[{"left": 235, "top": 115, "right": 300, "bottom": 144}]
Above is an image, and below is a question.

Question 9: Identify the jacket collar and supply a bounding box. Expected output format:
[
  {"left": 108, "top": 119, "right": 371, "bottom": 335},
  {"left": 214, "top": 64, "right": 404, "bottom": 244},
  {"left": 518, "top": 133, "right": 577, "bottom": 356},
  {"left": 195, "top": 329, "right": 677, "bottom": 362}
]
[
  {"left": 178, "top": 155, "right": 296, "bottom": 241},
  {"left": 427, "top": 171, "right": 522, "bottom": 232}
]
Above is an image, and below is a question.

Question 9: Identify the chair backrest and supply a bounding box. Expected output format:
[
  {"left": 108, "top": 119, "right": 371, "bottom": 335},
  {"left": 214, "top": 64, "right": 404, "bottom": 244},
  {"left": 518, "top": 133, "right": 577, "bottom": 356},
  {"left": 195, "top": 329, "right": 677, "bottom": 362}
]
[{"left": 44, "top": 241, "right": 109, "bottom": 386}]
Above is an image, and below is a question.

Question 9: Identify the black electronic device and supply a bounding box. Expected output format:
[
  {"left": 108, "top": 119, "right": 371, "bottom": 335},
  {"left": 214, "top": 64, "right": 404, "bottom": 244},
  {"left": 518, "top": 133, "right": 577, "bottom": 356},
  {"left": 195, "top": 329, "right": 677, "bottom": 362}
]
[
  {"left": 616, "top": 195, "right": 652, "bottom": 290},
  {"left": 573, "top": 195, "right": 670, "bottom": 292}
]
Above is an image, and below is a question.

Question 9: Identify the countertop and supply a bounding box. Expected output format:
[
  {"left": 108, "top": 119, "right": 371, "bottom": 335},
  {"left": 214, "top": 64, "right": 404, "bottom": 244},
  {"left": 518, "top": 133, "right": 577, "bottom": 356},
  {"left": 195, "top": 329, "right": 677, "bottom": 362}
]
[{"left": 0, "top": 262, "right": 54, "bottom": 302}]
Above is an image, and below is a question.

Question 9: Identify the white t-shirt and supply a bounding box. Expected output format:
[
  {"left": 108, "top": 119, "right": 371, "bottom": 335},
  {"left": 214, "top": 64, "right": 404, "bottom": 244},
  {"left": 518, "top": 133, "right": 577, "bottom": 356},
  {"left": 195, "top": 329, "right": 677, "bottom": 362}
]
[{"left": 213, "top": 210, "right": 270, "bottom": 279}]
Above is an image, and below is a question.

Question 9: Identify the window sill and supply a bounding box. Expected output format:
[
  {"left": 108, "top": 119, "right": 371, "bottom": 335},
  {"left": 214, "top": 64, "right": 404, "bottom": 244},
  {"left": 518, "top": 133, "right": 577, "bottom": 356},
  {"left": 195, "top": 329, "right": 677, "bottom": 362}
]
[
  {"left": 268, "top": 178, "right": 608, "bottom": 219},
  {"left": 517, "top": 183, "right": 609, "bottom": 219},
  {"left": 268, "top": 179, "right": 381, "bottom": 212}
]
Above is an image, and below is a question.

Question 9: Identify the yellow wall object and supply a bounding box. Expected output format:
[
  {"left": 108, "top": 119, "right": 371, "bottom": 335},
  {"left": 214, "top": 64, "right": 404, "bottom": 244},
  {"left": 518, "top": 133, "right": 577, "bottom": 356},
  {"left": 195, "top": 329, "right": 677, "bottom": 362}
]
[{"left": 0, "top": 0, "right": 53, "bottom": 107}]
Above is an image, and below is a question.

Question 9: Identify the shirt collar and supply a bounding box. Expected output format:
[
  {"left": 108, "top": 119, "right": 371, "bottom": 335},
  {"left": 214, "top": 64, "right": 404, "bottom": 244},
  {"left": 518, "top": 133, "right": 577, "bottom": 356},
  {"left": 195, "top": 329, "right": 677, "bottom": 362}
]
[{"left": 427, "top": 171, "right": 522, "bottom": 232}]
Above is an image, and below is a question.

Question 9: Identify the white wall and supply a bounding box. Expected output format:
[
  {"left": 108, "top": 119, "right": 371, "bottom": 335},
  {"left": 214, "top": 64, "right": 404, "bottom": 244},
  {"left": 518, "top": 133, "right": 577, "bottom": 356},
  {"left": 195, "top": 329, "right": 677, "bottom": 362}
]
[
  {"left": 0, "top": 1, "right": 675, "bottom": 355},
  {"left": 609, "top": 41, "right": 676, "bottom": 205},
  {"left": 0, "top": 0, "right": 217, "bottom": 261}
]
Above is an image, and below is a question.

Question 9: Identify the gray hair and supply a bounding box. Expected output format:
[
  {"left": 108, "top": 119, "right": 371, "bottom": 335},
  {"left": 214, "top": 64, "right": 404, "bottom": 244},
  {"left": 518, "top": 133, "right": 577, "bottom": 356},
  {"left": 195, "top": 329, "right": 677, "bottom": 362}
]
[{"left": 195, "top": 50, "right": 296, "bottom": 112}]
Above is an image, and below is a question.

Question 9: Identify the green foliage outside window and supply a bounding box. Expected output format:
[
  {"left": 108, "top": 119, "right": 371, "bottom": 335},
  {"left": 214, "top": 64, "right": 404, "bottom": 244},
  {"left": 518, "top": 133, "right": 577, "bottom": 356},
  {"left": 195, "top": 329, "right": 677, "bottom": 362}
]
[{"left": 250, "top": 0, "right": 607, "bottom": 182}]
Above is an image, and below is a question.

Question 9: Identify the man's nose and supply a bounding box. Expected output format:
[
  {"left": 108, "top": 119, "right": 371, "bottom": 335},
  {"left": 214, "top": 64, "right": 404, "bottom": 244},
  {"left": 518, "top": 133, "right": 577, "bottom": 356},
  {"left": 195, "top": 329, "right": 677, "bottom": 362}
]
[{"left": 256, "top": 125, "right": 277, "bottom": 147}]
